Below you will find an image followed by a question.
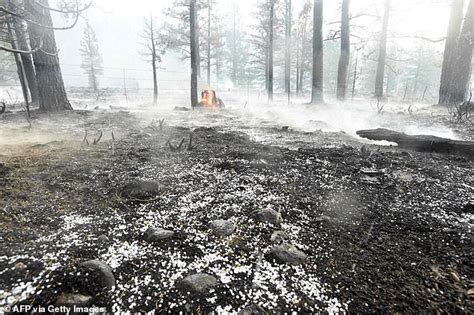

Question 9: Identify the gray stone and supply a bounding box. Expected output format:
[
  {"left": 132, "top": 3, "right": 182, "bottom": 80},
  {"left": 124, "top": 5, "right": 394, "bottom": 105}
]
[
  {"left": 254, "top": 209, "right": 282, "bottom": 225},
  {"left": 14, "top": 262, "right": 27, "bottom": 273},
  {"left": 268, "top": 243, "right": 308, "bottom": 265},
  {"left": 97, "top": 235, "right": 109, "bottom": 243},
  {"left": 270, "top": 231, "right": 288, "bottom": 244},
  {"left": 80, "top": 260, "right": 115, "bottom": 289},
  {"left": 120, "top": 180, "right": 164, "bottom": 199},
  {"left": 177, "top": 273, "right": 217, "bottom": 294},
  {"left": 210, "top": 219, "right": 235, "bottom": 237},
  {"left": 145, "top": 227, "right": 175, "bottom": 242},
  {"left": 56, "top": 293, "right": 93, "bottom": 307}
]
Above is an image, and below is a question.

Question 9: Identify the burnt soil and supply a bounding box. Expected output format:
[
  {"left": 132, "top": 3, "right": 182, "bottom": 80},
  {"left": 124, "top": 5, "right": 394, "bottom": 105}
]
[{"left": 0, "top": 108, "right": 473, "bottom": 313}]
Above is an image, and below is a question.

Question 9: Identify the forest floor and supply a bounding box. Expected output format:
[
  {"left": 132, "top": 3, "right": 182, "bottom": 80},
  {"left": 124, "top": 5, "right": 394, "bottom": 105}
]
[{"left": 0, "top": 99, "right": 473, "bottom": 313}]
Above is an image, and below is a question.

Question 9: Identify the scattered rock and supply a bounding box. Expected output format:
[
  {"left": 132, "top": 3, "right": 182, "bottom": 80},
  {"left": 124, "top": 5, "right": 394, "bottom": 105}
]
[
  {"left": 80, "top": 260, "right": 115, "bottom": 289},
  {"left": 270, "top": 231, "right": 288, "bottom": 244},
  {"left": 177, "top": 273, "right": 217, "bottom": 295},
  {"left": 463, "top": 201, "right": 474, "bottom": 214},
  {"left": 97, "top": 235, "right": 109, "bottom": 243},
  {"left": 14, "top": 262, "right": 27, "bottom": 272},
  {"left": 210, "top": 219, "right": 235, "bottom": 237},
  {"left": 268, "top": 243, "right": 307, "bottom": 265},
  {"left": 56, "top": 293, "right": 93, "bottom": 307},
  {"left": 239, "top": 304, "right": 268, "bottom": 315},
  {"left": 120, "top": 180, "right": 164, "bottom": 199},
  {"left": 145, "top": 227, "right": 175, "bottom": 242},
  {"left": 254, "top": 209, "right": 282, "bottom": 225}
]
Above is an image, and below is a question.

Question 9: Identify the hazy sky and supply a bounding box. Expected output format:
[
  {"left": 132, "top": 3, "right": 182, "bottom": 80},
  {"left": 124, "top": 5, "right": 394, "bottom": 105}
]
[{"left": 52, "top": 0, "right": 452, "bottom": 89}]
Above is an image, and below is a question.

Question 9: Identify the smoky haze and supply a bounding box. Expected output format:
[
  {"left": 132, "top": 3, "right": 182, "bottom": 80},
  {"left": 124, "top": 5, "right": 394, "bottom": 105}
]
[{"left": 51, "top": 0, "right": 452, "bottom": 93}]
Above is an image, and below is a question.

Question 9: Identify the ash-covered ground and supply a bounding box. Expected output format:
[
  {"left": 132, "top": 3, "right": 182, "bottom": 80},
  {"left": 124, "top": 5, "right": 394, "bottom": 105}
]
[{"left": 0, "top": 94, "right": 473, "bottom": 313}]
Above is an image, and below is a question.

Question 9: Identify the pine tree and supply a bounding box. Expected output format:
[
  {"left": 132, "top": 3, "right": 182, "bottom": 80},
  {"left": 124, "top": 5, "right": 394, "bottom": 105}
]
[{"left": 80, "top": 22, "right": 103, "bottom": 93}]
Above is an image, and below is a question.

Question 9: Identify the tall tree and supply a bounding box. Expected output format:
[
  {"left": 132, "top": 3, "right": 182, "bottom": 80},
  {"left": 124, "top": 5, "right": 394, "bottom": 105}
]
[
  {"left": 284, "top": 0, "right": 292, "bottom": 96},
  {"left": 140, "top": 14, "right": 167, "bottom": 105},
  {"left": 206, "top": 0, "right": 211, "bottom": 85},
  {"left": 163, "top": 0, "right": 205, "bottom": 78},
  {"left": 190, "top": 0, "right": 198, "bottom": 108},
  {"left": 80, "top": 22, "right": 102, "bottom": 93},
  {"left": 374, "top": 0, "right": 390, "bottom": 98},
  {"left": 268, "top": 0, "right": 275, "bottom": 101},
  {"left": 448, "top": 0, "right": 474, "bottom": 104},
  {"left": 439, "top": 0, "right": 464, "bottom": 105},
  {"left": 311, "top": 0, "right": 324, "bottom": 104},
  {"left": 295, "top": 0, "right": 312, "bottom": 95},
  {"left": 24, "top": 0, "right": 72, "bottom": 111},
  {"left": 336, "top": 0, "right": 350, "bottom": 100}
]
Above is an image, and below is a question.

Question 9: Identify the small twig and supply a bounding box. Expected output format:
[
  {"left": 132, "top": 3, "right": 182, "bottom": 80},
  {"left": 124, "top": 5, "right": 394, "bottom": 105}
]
[
  {"left": 177, "top": 138, "right": 185, "bottom": 150},
  {"left": 93, "top": 131, "right": 103, "bottom": 145},
  {"left": 187, "top": 134, "right": 194, "bottom": 151},
  {"left": 167, "top": 139, "right": 177, "bottom": 152},
  {"left": 82, "top": 129, "right": 89, "bottom": 145},
  {"left": 159, "top": 119, "right": 165, "bottom": 131}
]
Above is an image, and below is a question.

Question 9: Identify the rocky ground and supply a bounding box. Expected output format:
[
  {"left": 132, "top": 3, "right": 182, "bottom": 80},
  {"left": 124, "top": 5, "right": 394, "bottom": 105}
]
[{"left": 0, "top": 105, "right": 473, "bottom": 314}]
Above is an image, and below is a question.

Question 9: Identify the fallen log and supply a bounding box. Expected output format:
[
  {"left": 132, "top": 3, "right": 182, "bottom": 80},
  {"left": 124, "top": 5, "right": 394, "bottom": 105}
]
[{"left": 356, "top": 128, "right": 474, "bottom": 159}]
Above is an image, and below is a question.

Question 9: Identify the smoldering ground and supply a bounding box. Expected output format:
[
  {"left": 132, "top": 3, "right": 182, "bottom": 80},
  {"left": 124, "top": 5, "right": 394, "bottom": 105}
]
[{"left": 0, "top": 92, "right": 472, "bottom": 313}]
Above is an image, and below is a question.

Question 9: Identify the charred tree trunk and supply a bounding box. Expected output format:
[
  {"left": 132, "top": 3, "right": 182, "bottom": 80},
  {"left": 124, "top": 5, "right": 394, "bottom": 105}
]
[
  {"left": 450, "top": 0, "right": 474, "bottom": 104},
  {"left": 196, "top": 11, "right": 201, "bottom": 79},
  {"left": 311, "top": 0, "right": 324, "bottom": 104},
  {"left": 296, "top": 37, "right": 300, "bottom": 96},
  {"left": 374, "top": 0, "right": 390, "bottom": 98},
  {"left": 190, "top": 0, "right": 199, "bottom": 108},
  {"left": 12, "top": 17, "right": 39, "bottom": 104},
  {"left": 337, "top": 0, "right": 350, "bottom": 101},
  {"left": 439, "top": 0, "right": 464, "bottom": 105},
  {"left": 351, "top": 48, "right": 360, "bottom": 99},
  {"left": 151, "top": 51, "right": 158, "bottom": 105},
  {"left": 357, "top": 128, "right": 474, "bottom": 159},
  {"left": 206, "top": 0, "right": 211, "bottom": 86},
  {"left": 24, "top": 0, "right": 72, "bottom": 111},
  {"left": 150, "top": 17, "right": 158, "bottom": 105},
  {"left": 6, "top": 19, "right": 30, "bottom": 113},
  {"left": 284, "top": 0, "right": 292, "bottom": 95},
  {"left": 268, "top": 0, "right": 275, "bottom": 102}
]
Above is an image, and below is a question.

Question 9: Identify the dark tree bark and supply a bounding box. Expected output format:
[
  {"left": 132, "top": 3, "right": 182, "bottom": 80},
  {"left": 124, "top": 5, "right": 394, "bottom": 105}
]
[
  {"left": 12, "top": 18, "right": 39, "bottom": 104},
  {"left": 296, "top": 36, "right": 300, "bottom": 95},
  {"left": 449, "top": 0, "right": 474, "bottom": 104},
  {"left": 24, "top": 0, "right": 72, "bottom": 111},
  {"left": 195, "top": 11, "right": 201, "bottom": 79},
  {"left": 439, "top": 0, "right": 464, "bottom": 105},
  {"left": 374, "top": 0, "right": 390, "bottom": 98},
  {"left": 6, "top": 20, "right": 30, "bottom": 112},
  {"left": 311, "top": 0, "right": 324, "bottom": 104},
  {"left": 190, "top": 0, "right": 198, "bottom": 108},
  {"left": 284, "top": 0, "right": 292, "bottom": 96},
  {"left": 351, "top": 48, "right": 360, "bottom": 99},
  {"left": 206, "top": 0, "right": 211, "bottom": 86},
  {"left": 150, "top": 19, "right": 158, "bottom": 105},
  {"left": 337, "top": 0, "right": 350, "bottom": 101},
  {"left": 268, "top": 0, "right": 275, "bottom": 102}
]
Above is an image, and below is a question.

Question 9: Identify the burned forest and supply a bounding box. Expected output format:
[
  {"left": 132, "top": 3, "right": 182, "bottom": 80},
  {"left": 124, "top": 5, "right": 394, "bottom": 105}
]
[{"left": 0, "top": 0, "right": 473, "bottom": 313}]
